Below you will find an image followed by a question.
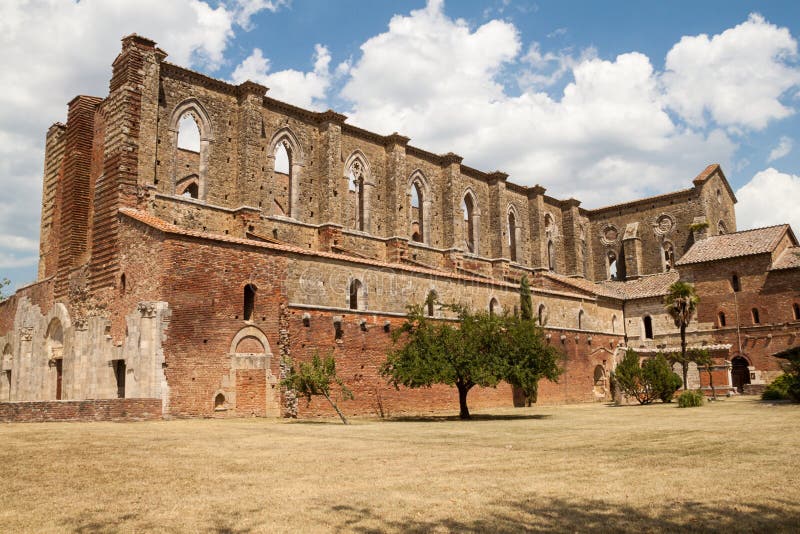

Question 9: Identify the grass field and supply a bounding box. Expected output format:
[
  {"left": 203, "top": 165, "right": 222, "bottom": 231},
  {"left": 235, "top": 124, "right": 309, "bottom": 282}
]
[{"left": 1, "top": 397, "right": 798, "bottom": 533}]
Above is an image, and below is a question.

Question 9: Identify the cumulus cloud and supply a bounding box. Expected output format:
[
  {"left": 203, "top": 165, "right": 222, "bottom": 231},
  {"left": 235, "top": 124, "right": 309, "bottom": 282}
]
[
  {"left": 662, "top": 13, "right": 800, "bottom": 130},
  {"left": 231, "top": 44, "right": 333, "bottom": 109},
  {"left": 767, "top": 136, "right": 793, "bottom": 162},
  {"left": 232, "top": 0, "right": 291, "bottom": 30},
  {"left": 340, "top": 0, "right": 736, "bottom": 206},
  {"left": 735, "top": 168, "right": 800, "bottom": 232}
]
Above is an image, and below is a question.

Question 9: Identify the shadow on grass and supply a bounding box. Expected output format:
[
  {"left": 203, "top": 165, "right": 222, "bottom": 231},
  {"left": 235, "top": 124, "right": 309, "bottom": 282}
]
[
  {"left": 385, "top": 413, "right": 552, "bottom": 423},
  {"left": 329, "top": 495, "right": 800, "bottom": 533}
]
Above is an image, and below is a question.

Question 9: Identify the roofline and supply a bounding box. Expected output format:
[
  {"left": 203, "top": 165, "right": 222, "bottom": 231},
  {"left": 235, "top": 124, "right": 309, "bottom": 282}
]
[
  {"left": 154, "top": 49, "right": 730, "bottom": 214},
  {"left": 118, "top": 208, "right": 596, "bottom": 302},
  {"left": 674, "top": 224, "right": 793, "bottom": 266}
]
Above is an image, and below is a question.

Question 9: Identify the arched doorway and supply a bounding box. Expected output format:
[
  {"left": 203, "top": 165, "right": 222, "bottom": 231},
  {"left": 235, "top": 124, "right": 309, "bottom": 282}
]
[
  {"left": 46, "top": 318, "right": 64, "bottom": 400},
  {"left": 731, "top": 356, "right": 751, "bottom": 393}
]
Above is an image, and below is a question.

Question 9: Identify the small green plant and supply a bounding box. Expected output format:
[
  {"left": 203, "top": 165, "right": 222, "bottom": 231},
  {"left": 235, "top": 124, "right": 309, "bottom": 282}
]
[
  {"left": 688, "top": 221, "right": 709, "bottom": 233},
  {"left": 678, "top": 390, "right": 705, "bottom": 408},
  {"left": 762, "top": 374, "right": 795, "bottom": 401},
  {"left": 281, "top": 351, "right": 353, "bottom": 424}
]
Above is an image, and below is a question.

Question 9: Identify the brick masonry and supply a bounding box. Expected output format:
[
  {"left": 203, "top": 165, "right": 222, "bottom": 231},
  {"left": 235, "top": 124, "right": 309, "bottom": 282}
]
[
  {"left": 0, "top": 34, "right": 797, "bottom": 420},
  {"left": 0, "top": 398, "right": 162, "bottom": 423}
]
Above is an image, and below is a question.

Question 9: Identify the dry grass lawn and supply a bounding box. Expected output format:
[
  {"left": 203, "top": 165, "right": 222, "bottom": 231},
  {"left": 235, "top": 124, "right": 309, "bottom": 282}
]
[{"left": 1, "top": 397, "right": 799, "bottom": 533}]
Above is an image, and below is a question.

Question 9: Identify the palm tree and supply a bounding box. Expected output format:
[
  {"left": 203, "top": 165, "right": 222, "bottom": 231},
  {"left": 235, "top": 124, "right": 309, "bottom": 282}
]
[{"left": 664, "top": 281, "right": 700, "bottom": 389}]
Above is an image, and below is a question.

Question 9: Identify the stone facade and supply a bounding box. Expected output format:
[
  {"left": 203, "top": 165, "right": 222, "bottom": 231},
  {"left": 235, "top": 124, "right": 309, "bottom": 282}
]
[{"left": 1, "top": 35, "right": 798, "bottom": 420}]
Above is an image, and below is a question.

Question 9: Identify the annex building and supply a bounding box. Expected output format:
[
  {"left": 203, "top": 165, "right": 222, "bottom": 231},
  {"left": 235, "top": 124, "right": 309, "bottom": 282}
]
[{"left": 1, "top": 35, "right": 798, "bottom": 421}]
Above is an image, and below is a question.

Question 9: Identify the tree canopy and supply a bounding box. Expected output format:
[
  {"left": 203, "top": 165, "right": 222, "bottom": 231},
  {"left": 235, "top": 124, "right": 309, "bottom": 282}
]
[{"left": 382, "top": 300, "right": 561, "bottom": 419}]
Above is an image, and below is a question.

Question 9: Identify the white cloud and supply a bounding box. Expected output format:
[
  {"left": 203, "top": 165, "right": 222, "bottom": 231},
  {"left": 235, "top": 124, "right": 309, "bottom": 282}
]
[
  {"left": 662, "top": 13, "right": 800, "bottom": 130},
  {"left": 340, "top": 0, "right": 736, "bottom": 206},
  {"left": 767, "top": 136, "right": 793, "bottom": 162},
  {"left": 231, "top": 44, "right": 333, "bottom": 110},
  {"left": 735, "top": 168, "right": 800, "bottom": 233},
  {"left": 232, "top": 0, "right": 290, "bottom": 30}
]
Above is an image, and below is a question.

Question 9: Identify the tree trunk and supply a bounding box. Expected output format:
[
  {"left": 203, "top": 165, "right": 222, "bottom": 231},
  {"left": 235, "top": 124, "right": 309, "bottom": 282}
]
[
  {"left": 457, "top": 381, "right": 471, "bottom": 420},
  {"left": 708, "top": 367, "right": 717, "bottom": 400},
  {"left": 323, "top": 392, "right": 349, "bottom": 425},
  {"left": 680, "top": 325, "right": 688, "bottom": 390}
]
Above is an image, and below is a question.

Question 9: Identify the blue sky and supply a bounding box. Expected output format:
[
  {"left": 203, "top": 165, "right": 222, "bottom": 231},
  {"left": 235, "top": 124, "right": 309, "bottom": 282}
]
[{"left": 1, "top": 0, "right": 799, "bottom": 293}]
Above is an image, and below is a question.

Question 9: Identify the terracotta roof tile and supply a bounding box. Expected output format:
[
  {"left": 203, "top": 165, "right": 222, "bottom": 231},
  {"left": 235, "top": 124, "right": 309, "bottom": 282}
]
[
  {"left": 770, "top": 246, "right": 800, "bottom": 271},
  {"left": 119, "top": 208, "right": 597, "bottom": 300},
  {"left": 539, "top": 272, "right": 623, "bottom": 299},
  {"left": 600, "top": 271, "right": 680, "bottom": 300},
  {"left": 675, "top": 225, "right": 790, "bottom": 266}
]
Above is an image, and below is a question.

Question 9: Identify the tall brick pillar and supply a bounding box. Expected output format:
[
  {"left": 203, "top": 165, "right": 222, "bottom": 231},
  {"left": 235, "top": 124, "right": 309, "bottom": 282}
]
[
  {"left": 89, "top": 34, "right": 161, "bottom": 293},
  {"left": 527, "top": 185, "right": 547, "bottom": 268},
  {"left": 488, "top": 171, "right": 508, "bottom": 259},
  {"left": 38, "top": 123, "right": 67, "bottom": 281},
  {"left": 317, "top": 111, "right": 345, "bottom": 224},
  {"left": 384, "top": 133, "right": 409, "bottom": 238},
  {"left": 621, "top": 222, "right": 643, "bottom": 280},
  {"left": 235, "top": 81, "right": 269, "bottom": 208},
  {"left": 440, "top": 152, "right": 463, "bottom": 250},
  {"left": 54, "top": 95, "right": 103, "bottom": 297},
  {"left": 560, "top": 198, "right": 583, "bottom": 277}
]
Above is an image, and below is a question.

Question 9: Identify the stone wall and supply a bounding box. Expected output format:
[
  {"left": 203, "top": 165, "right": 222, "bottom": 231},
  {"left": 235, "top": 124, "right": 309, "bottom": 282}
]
[{"left": 0, "top": 398, "right": 161, "bottom": 423}]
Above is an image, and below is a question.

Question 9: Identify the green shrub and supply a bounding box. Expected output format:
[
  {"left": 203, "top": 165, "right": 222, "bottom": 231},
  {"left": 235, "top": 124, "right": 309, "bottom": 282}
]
[
  {"left": 762, "top": 374, "right": 796, "bottom": 401},
  {"left": 642, "top": 354, "right": 683, "bottom": 403},
  {"left": 612, "top": 349, "right": 656, "bottom": 404},
  {"left": 612, "top": 351, "right": 683, "bottom": 404},
  {"left": 678, "top": 390, "right": 705, "bottom": 408}
]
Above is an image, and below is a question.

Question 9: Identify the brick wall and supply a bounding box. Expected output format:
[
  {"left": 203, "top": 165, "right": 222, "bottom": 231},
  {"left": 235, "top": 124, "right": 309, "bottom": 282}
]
[{"left": 0, "top": 398, "right": 162, "bottom": 423}]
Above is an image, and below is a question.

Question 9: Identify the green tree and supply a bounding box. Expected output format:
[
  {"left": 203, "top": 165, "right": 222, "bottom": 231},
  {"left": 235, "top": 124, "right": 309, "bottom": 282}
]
[
  {"left": 664, "top": 281, "right": 700, "bottom": 389},
  {"left": 773, "top": 346, "right": 800, "bottom": 402},
  {"left": 520, "top": 274, "right": 533, "bottom": 321},
  {"left": 0, "top": 277, "right": 10, "bottom": 302},
  {"left": 281, "top": 351, "right": 354, "bottom": 424},
  {"left": 612, "top": 349, "right": 657, "bottom": 404},
  {"left": 611, "top": 350, "right": 681, "bottom": 404},
  {"left": 644, "top": 354, "right": 683, "bottom": 403},
  {"left": 514, "top": 274, "right": 550, "bottom": 405},
  {"left": 383, "top": 303, "right": 560, "bottom": 419},
  {"left": 503, "top": 314, "right": 562, "bottom": 407}
]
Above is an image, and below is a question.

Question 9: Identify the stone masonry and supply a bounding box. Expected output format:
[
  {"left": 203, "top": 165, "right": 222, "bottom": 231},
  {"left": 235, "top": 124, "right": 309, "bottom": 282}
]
[{"left": 0, "top": 35, "right": 798, "bottom": 420}]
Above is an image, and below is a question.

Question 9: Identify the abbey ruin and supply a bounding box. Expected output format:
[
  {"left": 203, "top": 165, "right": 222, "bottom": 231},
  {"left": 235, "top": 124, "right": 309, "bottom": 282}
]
[{"left": 1, "top": 35, "right": 798, "bottom": 421}]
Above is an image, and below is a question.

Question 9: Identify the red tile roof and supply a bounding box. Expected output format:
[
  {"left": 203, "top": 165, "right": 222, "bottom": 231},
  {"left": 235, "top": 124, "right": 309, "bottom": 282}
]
[
  {"left": 539, "top": 272, "right": 623, "bottom": 299},
  {"left": 675, "top": 225, "right": 790, "bottom": 266},
  {"left": 770, "top": 246, "right": 800, "bottom": 271},
  {"left": 600, "top": 271, "right": 680, "bottom": 300},
  {"left": 119, "top": 208, "right": 597, "bottom": 300}
]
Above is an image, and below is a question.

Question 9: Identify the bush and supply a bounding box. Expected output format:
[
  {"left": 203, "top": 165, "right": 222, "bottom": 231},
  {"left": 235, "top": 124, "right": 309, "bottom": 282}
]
[
  {"left": 762, "top": 374, "right": 796, "bottom": 401},
  {"left": 678, "top": 390, "right": 705, "bottom": 408},
  {"left": 612, "top": 350, "right": 683, "bottom": 405},
  {"left": 642, "top": 354, "right": 683, "bottom": 403}
]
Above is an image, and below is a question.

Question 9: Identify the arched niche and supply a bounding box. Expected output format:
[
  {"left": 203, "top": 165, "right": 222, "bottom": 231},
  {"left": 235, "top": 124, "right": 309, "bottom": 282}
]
[
  {"left": 460, "top": 188, "right": 480, "bottom": 255},
  {"left": 229, "top": 326, "right": 272, "bottom": 356},
  {"left": 268, "top": 127, "right": 305, "bottom": 219},
  {"left": 408, "top": 170, "right": 432, "bottom": 244},
  {"left": 344, "top": 151, "right": 373, "bottom": 232},
  {"left": 507, "top": 204, "right": 520, "bottom": 262},
  {"left": 167, "top": 99, "right": 214, "bottom": 201}
]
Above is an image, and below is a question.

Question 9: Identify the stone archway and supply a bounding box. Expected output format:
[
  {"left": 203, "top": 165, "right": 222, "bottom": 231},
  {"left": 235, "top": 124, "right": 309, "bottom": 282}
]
[
  {"left": 45, "top": 318, "right": 64, "bottom": 400},
  {"left": 731, "top": 356, "right": 751, "bottom": 393},
  {"left": 226, "top": 326, "right": 279, "bottom": 416}
]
